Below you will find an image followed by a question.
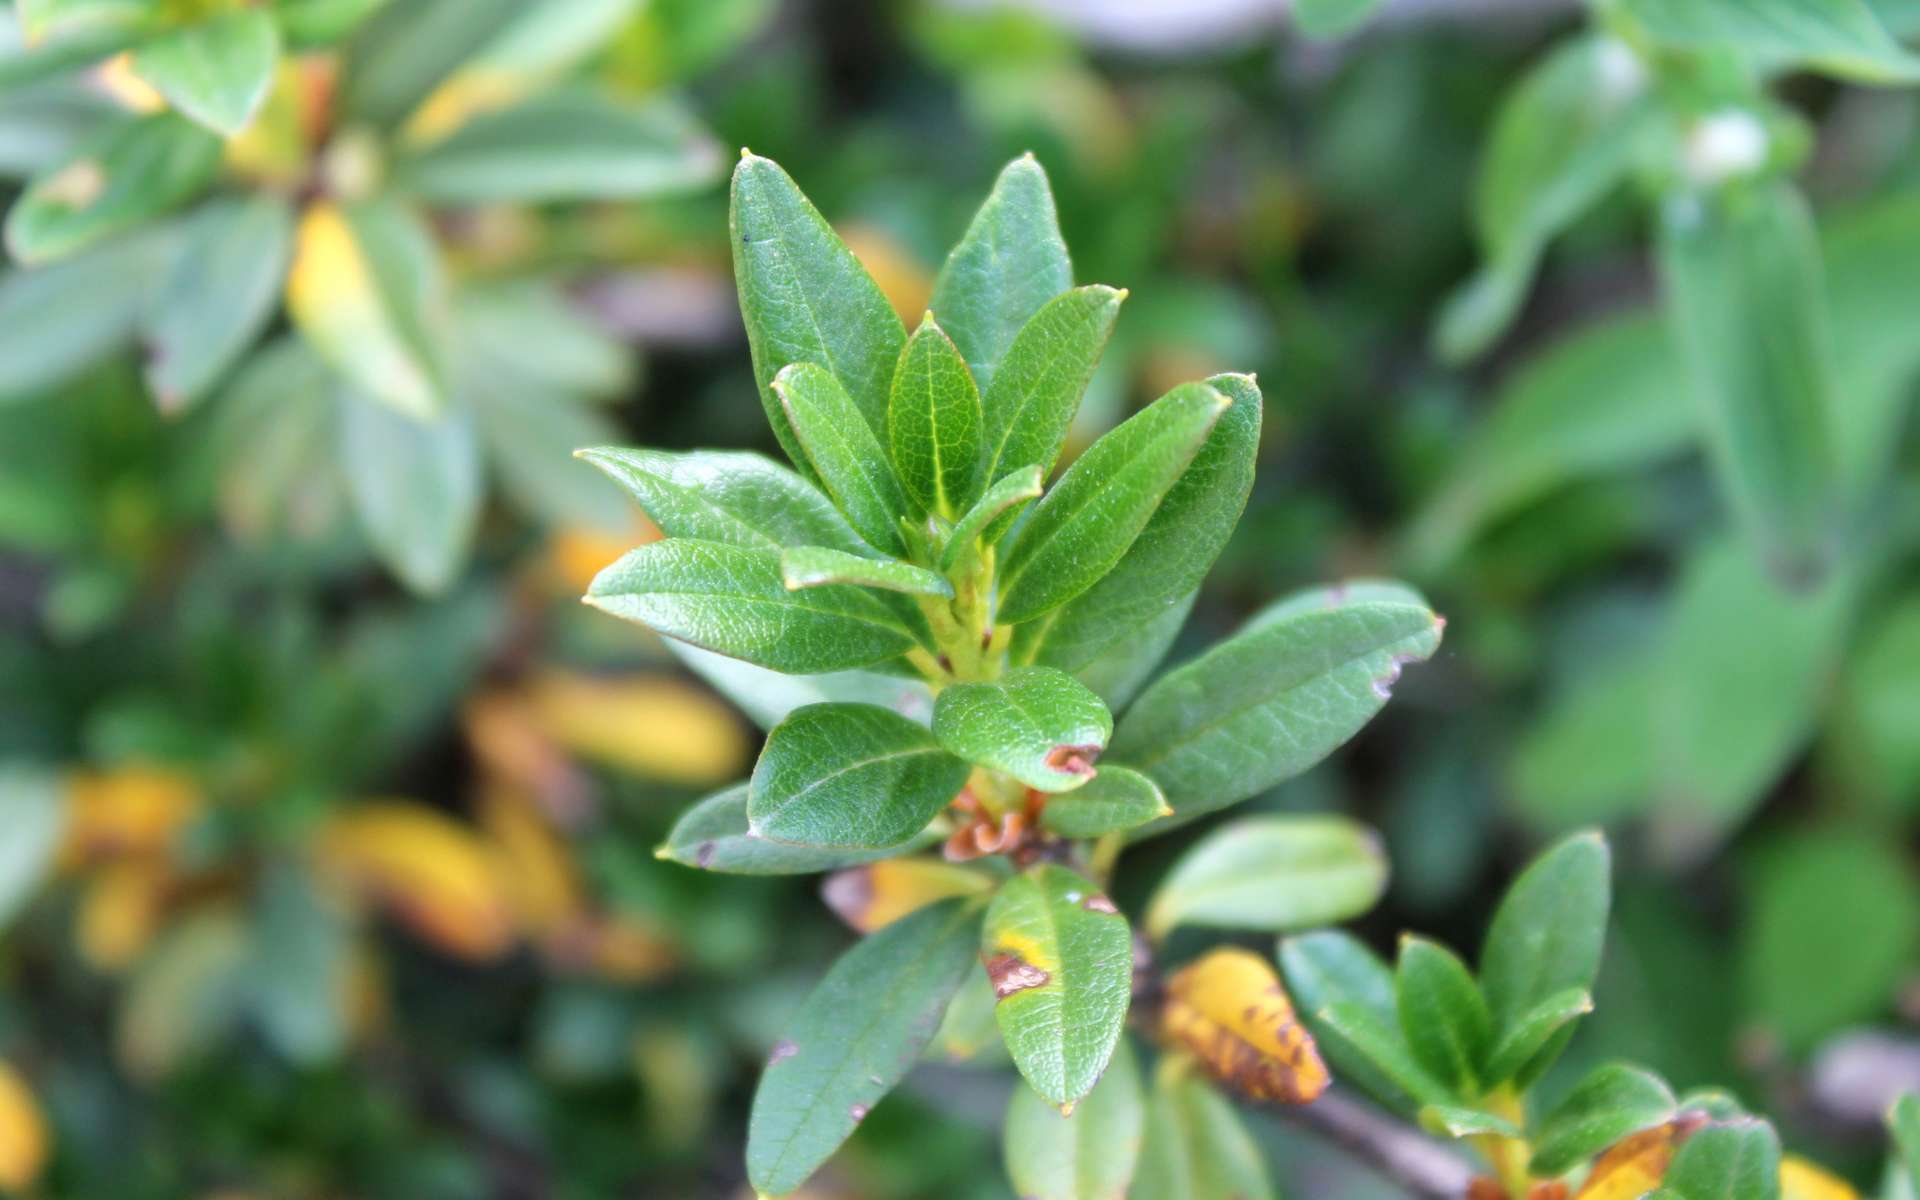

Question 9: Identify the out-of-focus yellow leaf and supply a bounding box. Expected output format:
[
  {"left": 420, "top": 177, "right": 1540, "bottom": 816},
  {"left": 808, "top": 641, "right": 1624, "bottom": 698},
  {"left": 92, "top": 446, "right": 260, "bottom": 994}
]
[
  {"left": 583, "top": 915, "right": 676, "bottom": 983},
  {"left": 225, "top": 58, "right": 327, "bottom": 186},
  {"left": 77, "top": 860, "right": 169, "bottom": 971},
  {"left": 1574, "top": 1115, "right": 1706, "bottom": 1199},
  {"left": 96, "top": 53, "right": 166, "bottom": 112},
  {"left": 478, "top": 787, "right": 582, "bottom": 937},
  {"left": 821, "top": 858, "right": 990, "bottom": 933},
  {"left": 318, "top": 802, "right": 516, "bottom": 962},
  {"left": 525, "top": 671, "right": 748, "bottom": 786},
  {"left": 547, "top": 521, "right": 657, "bottom": 593},
  {"left": 62, "top": 766, "right": 201, "bottom": 866},
  {"left": 403, "top": 68, "right": 526, "bottom": 144},
  {"left": 464, "top": 692, "right": 588, "bottom": 807},
  {"left": 1160, "top": 946, "right": 1329, "bottom": 1104},
  {"left": 0, "top": 1062, "right": 47, "bottom": 1193},
  {"left": 840, "top": 223, "right": 932, "bottom": 325},
  {"left": 1780, "top": 1156, "right": 1859, "bottom": 1200}
]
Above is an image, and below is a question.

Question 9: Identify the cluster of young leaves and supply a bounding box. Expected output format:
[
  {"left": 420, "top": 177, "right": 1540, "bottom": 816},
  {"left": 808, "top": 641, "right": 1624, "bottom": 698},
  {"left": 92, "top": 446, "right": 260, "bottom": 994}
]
[
  {"left": 0, "top": 0, "right": 725, "bottom": 593},
  {"left": 583, "top": 150, "right": 1444, "bottom": 1197}
]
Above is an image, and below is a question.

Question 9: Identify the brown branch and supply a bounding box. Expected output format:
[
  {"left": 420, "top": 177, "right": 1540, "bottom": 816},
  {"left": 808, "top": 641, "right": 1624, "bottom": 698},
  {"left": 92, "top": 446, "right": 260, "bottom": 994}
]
[{"left": 1273, "top": 1087, "right": 1478, "bottom": 1200}]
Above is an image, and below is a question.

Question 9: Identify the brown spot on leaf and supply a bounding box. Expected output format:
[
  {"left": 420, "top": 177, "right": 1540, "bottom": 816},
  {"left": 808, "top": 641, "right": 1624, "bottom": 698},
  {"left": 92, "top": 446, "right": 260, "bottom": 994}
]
[
  {"left": 984, "top": 952, "right": 1050, "bottom": 999},
  {"left": 1082, "top": 894, "right": 1118, "bottom": 914},
  {"left": 1044, "top": 744, "right": 1102, "bottom": 777},
  {"left": 768, "top": 1040, "right": 798, "bottom": 1066}
]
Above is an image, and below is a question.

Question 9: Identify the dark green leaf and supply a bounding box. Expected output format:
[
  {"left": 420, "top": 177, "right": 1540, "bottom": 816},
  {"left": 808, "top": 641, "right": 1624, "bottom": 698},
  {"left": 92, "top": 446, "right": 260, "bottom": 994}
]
[
  {"left": 1529, "top": 1062, "right": 1677, "bottom": 1178},
  {"left": 1661, "top": 1119, "right": 1782, "bottom": 1200},
  {"left": 888, "top": 314, "right": 982, "bottom": 518},
  {"left": 1133, "top": 1066, "right": 1274, "bottom": 1200},
  {"left": 1070, "top": 590, "right": 1193, "bottom": 711},
  {"left": 780, "top": 546, "right": 953, "bottom": 598},
  {"left": 659, "top": 783, "right": 933, "bottom": 875},
  {"left": 748, "top": 703, "right": 967, "bottom": 849},
  {"left": 5, "top": 112, "right": 218, "bottom": 263},
  {"left": 1145, "top": 815, "right": 1387, "bottom": 938},
  {"left": 1280, "top": 931, "right": 1423, "bottom": 1116},
  {"left": 577, "top": 446, "right": 865, "bottom": 554},
  {"left": 746, "top": 898, "right": 981, "bottom": 1196},
  {"left": 131, "top": 8, "right": 280, "bottom": 136},
  {"left": 338, "top": 0, "right": 521, "bottom": 129},
  {"left": 984, "top": 864, "right": 1132, "bottom": 1110},
  {"left": 337, "top": 390, "right": 480, "bottom": 595},
  {"left": 142, "top": 194, "right": 293, "bottom": 414},
  {"left": 938, "top": 463, "right": 1043, "bottom": 574},
  {"left": 776, "top": 362, "right": 912, "bottom": 556},
  {"left": 1482, "top": 987, "right": 1592, "bottom": 1087},
  {"left": 586, "top": 540, "right": 921, "bottom": 675},
  {"left": 932, "top": 667, "right": 1111, "bottom": 793},
  {"left": 1004, "top": 1036, "right": 1144, "bottom": 1200},
  {"left": 1395, "top": 935, "right": 1492, "bottom": 1093},
  {"left": 731, "top": 152, "right": 906, "bottom": 470},
  {"left": 1480, "top": 831, "right": 1610, "bottom": 1040},
  {"left": 1313, "top": 1000, "right": 1455, "bottom": 1109},
  {"left": 997, "top": 382, "right": 1226, "bottom": 624},
  {"left": 1039, "top": 765, "right": 1168, "bottom": 838},
  {"left": 978, "top": 284, "right": 1125, "bottom": 500}
]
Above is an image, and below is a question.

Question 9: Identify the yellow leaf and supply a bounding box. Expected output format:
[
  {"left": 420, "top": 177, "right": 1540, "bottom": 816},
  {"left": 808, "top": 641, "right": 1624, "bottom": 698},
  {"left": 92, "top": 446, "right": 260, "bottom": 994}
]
[
  {"left": 524, "top": 671, "right": 748, "bottom": 786},
  {"left": 821, "top": 859, "right": 991, "bottom": 934},
  {"left": 0, "top": 1063, "right": 47, "bottom": 1192},
  {"left": 286, "top": 202, "right": 440, "bottom": 420},
  {"left": 1574, "top": 1116, "right": 1706, "bottom": 1200},
  {"left": 547, "top": 521, "right": 657, "bottom": 594},
  {"left": 403, "top": 67, "right": 527, "bottom": 144},
  {"left": 584, "top": 915, "right": 677, "bottom": 984},
  {"left": 95, "top": 53, "right": 166, "bottom": 112},
  {"left": 224, "top": 58, "right": 321, "bottom": 186},
  {"left": 77, "top": 860, "right": 169, "bottom": 971},
  {"left": 1780, "top": 1156, "right": 1859, "bottom": 1200},
  {"left": 478, "top": 787, "right": 582, "bottom": 937},
  {"left": 62, "top": 766, "right": 201, "bottom": 866},
  {"left": 840, "top": 223, "right": 932, "bottom": 325},
  {"left": 318, "top": 803, "right": 516, "bottom": 962},
  {"left": 1160, "top": 946, "right": 1329, "bottom": 1104}
]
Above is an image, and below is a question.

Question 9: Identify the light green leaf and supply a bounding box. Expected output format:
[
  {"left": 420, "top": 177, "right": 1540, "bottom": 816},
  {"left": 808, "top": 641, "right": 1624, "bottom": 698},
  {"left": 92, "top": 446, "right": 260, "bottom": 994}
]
[
  {"left": 141, "top": 194, "right": 294, "bottom": 414},
  {"left": 1039, "top": 765, "right": 1168, "bottom": 838},
  {"left": 659, "top": 783, "right": 932, "bottom": 875},
  {"left": 748, "top": 703, "right": 968, "bottom": 849},
  {"left": 5, "top": 111, "right": 219, "bottom": 264},
  {"left": 1420, "top": 1105, "right": 1519, "bottom": 1139},
  {"left": 1661, "top": 1119, "right": 1782, "bottom": 1200},
  {"left": 1019, "top": 372, "right": 1260, "bottom": 672},
  {"left": 930, "top": 153, "right": 1071, "bottom": 391},
  {"left": 577, "top": 446, "right": 865, "bottom": 555},
  {"left": 938, "top": 464, "right": 1043, "bottom": 574},
  {"left": 1133, "top": 1065, "right": 1274, "bottom": 1200},
  {"left": 0, "top": 765, "right": 63, "bottom": 931},
  {"left": 1396, "top": 935, "right": 1492, "bottom": 1094},
  {"left": 397, "top": 91, "right": 722, "bottom": 202},
  {"left": 731, "top": 152, "right": 905, "bottom": 470},
  {"left": 131, "top": 8, "right": 280, "bottom": 136},
  {"left": 1112, "top": 583, "right": 1443, "bottom": 831},
  {"left": 1834, "top": 597, "right": 1920, "bottom": 808},
  {"left": 16, "top": 0, "right": 151, "bottom": 42},
  {"left": 0, "top": 224, "right": 177, "bottom": 403},
  {"left": 1617, "top": 0, "right": 1920, "bottom": 83},
  {"left": 337, "top": 389, "right": 481, "bottom": 595},
  {"left": 888, "top": 314, "right": 982, "bottom": 518},
  {"left": 1890, "top": 1094, "right": 1920, "bottom": 1194},
  {"left": 664, "top": 640, "right": 931, "bottom": 734},
  {"left": 1145, "top": 815, "right": 1387, "bottom": 939},
  {"left": 455, "top": 281, "right": 631, "bottom": 398},
  {"left": 117, "top": 910, "right": 249, "bottom": 1081},
  {"left": 746, "top": 898, "right": 980, "bottom": 1196},
  {"left": 780, "top": 545, "right": 953, "bottom": 598},
  {"left": 275, "top": 0, "right": 390, "bottom": 47},
  {"left": 244, "top": 865, "right": 350, "bottom": 1065},
  {"left": 1004, "top": 1036, "right": 1144, "bottom": 1200},
  {"left": 1280, "top": 931, "right": 1422, "bottom": 1116},
  {"left": 775, "top": 362, "right": 912, "bottom": 556},
  {"left": 1296, "top": 0, "right": 1385, "bottom": 38},
  {"left": 932, "top": 666, "right": 1112, "bottom": 793},
  {"left": 1479, "top": 831, "right": 1610, "bottom": 1058},
  {"left": 1658, "top": 182, "right": 1841, "bottom": 583},
  {"left": 463, "top": 375, "right": 627, "bottom": 533},
  {"left": 984, "top": 863, "right": 1132, "bottom": 1110},
  {"left": 998, "top": 382, "right": 1226, "bottom": 624},
  {"left": 1529, "top": 1062, "right": 1678, "bottom": 1177},
  {"left": 978, "top": 284, "right": 1125, "bottom": 500},
  {"left": 204, "top": 338, "right": 342, "bottom": 541},
  {"left": 1482, "top": 987, "right": 1592, "bottom": 1087},
  {"left": 586, "top": 540, "right": 920, "bottom": 675},
  {"left": 337, "top": 0, "right": 521, "bottom": 129}
]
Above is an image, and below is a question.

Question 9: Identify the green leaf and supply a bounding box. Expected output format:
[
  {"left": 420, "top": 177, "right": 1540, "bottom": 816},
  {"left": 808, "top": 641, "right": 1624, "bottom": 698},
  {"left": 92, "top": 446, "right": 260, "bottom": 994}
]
[
  {"left": 1480, "top": 831, "right": 1610, "bottom": 1048},
  {"left": 1740, "top": 828, "right": 1920, "bottom": 1051},
  {"left": 938, "top": 463, "right": 1043, "bottom": 574},
  {"left": 397, "top": 91, "right": 722, "bottom": 202},
  {"left": 1528, "top": 1062, "right": 1677, "bottom": 1178},
  {"left": 1145, "top": 815, "right": 1387, "bottom": 939},
  {"left": 1296, "top": 0, "right": 1385, "bottom": 38},
  {"left": 275, "top": 0, "right": 390, "bottom": 47},
  {"left": 664, "top": 640, "right": 930, "bottom": 734},
  {"left": 984, "top": 863, "right": 1132, "bottom": 1111},
  {"left": 1482, "top": 987, "right": 1592, "bottom": 1087},
  {"left": 338, "top": 0, "right": 522, "bottom": 129},
  {"left": 775, "top": 362, "right": 913, "bottom": 556},
  {"left": 731, "top": 152, "right": 906, "bottom": 472},
  {"left": 1280, "top": 931, "right": 1423, "bottom": 1116},
  {"left": 1039, "top": 765, "right": 1169, "bottom": 838},
  {"left": 0, "top": 765, "right": 63, "bottom": 932},
  {"left": 0, "top": 225, "right": 177, "bottom": 403},
  {"left": 1419, "top": 1105, "right": 1519, "bottom": 1139},
  {"left": 1657, "top": 182, "right": 1841, "bottom": 583},
  {"left": 978, "top": 284, "right": 1125, "bottom": 499},
  {"left": 1395, "top": 936, "right": 1492, "bottom": 1094},
  {"left": 746, "top": 897, "right": 981, "bottom": 1196},
  {"left": 131, "top": 8, "right": 280, "bottom": 136},
  {"left": 1661, "top": 1119, "right": 1782, "bottom": 1200},
  {"left": 659, "top": 783, "right": 932, "bottom": 875},
  {"left": 463, "top": 374, "right": 627, "bottom": 533},
  {"left": 244, "top": 864, "right": 350, "bottom": 1065},
  {"left": 15, "top": 0, "right": 151, "bottom": 42},
  {"left": 1111, "top": 583, "right": 1443, "bottom": 831},
  {"left": 1313, "top": 1000, "right": 1455, "bottom": 1109},
  {"left": 455, "top": 281, "right": 632, "bottom": 398},
  {"left": 5, "top": 112, "right": 219, "bottom": 264},
  {"left": 1617, "top": 0, "right": 1920, "bottom": 83},
  {"left": 586, "top": 540, "right": 920, "bottom": 675},
  {"left": 932, "top": 667, "right": 1112, "bottom": 793},
  {"left": 1004, "top": 1036, "right": 1144, "bottom": 1200},
  {"left": 997, "top": 382, "right": 1227, "bottom": 624},
  {"left": 577, "top": 446, "right": 865, "bottom": 555},
  {"left": 337, "top": 389, "right": 481, "bottom": 595},
  {"left": 747, "top": 703, "right": 968, "bottom": 849},
  {"left": 929, "top": 153, "right": 1071, "bottom": 392},
  {"left": 1890, "top": 1094, "right": 1920, "bottom": 1194},
  {"left": 1834, "top": 596, "right": 1920, "bottom": 807},
  {"left": 141, "top": 194, "right": 294, "bottom": 414},
  {"left": 1018, "top": 372, "right": 1260, "bottom": 672},
  {"left": 1071, "top": 590, "right": 1194, "bottom": 712},
  {"left": 888, "top": 314, "right": 982, "bottom": 518},
  {"left": 1134, "top": 1066, "right": 1275, "bottom": 1200},
  {"left": 780, "top": 546, "right": 954, "bottom": 598}
]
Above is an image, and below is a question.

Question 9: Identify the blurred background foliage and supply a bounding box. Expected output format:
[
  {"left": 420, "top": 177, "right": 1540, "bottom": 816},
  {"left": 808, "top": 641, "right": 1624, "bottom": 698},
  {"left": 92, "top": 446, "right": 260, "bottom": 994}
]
[{"left": 0, "top": 0, "right": 1917, "bottom": 1196}]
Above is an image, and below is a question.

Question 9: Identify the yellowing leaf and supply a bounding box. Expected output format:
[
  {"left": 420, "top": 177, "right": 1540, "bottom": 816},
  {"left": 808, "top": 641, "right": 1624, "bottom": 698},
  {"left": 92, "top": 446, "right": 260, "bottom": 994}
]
[
  {"left": 477, "top": 788, "right": 582, "bottom": 937},
  {"left": 820, "top": 859, "right": 991, "bottom": 933},
  {"left": 1780, "top": 1156, "right": 1859, "bottom": 1200},
  {"left": 582, "top": 915, "right": 677, "bottom": 983},
  {"left": 0, "top": 1063, "right": 46, "bottom": 1193},
  {"left": 318, "top": 802, "right": 515, "bottom": 962},
  {"left": 95, "top": 53, "right": 167, "bottom": 112},
  {"left": 62, "top": 766, "right": 201, "bottom": 866},
  {"left": 77, "top": 860, "right": 168, "bottom": 971},
  {"left": 1574, "top": 1116, "right": 1705, "bottom": 1200},
  {"left": 547, "top": 521, "right": 659, "bottom": 593},
  {"left": 403, "top": 67, "right": 526, "bottom": 144},
  {"left": 224, "top": 58, "right": 326, "bottom": 186},
  {"left": 525, "top": 671, "right": 748, "bottom": 786},
  {"left": 841, "top": 223, "right": 932, "bottom": 325},
  {"left": 1160, "top": 946, "right": 1329, "bottom": 1104}
]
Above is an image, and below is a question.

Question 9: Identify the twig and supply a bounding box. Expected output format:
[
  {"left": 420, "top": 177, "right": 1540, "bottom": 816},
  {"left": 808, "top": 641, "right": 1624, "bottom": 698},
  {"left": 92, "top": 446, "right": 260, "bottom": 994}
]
[{"left": 1275, "top": 1087, "right": 1478, "bottom": 1200}]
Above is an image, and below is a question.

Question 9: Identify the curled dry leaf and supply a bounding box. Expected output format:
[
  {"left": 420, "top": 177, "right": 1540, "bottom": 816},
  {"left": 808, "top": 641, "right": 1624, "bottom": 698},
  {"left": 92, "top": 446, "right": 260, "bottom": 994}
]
[
  {"left": 1573, "top": 1112, "right": 1708, "bottom": 1199},
  {"left": 1160, "top": 946, "right": 1330, "bottom": 1104}
]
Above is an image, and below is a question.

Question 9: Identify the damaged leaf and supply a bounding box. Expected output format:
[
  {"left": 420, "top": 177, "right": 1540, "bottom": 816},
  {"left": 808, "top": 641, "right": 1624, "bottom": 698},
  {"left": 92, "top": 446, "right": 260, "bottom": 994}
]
[
  {"left": 932, "top": 667, "right": 1113, "bottom": 793},
  {"left": 1160, "top": 947, "right": 1329, "bottom": 1104}
]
